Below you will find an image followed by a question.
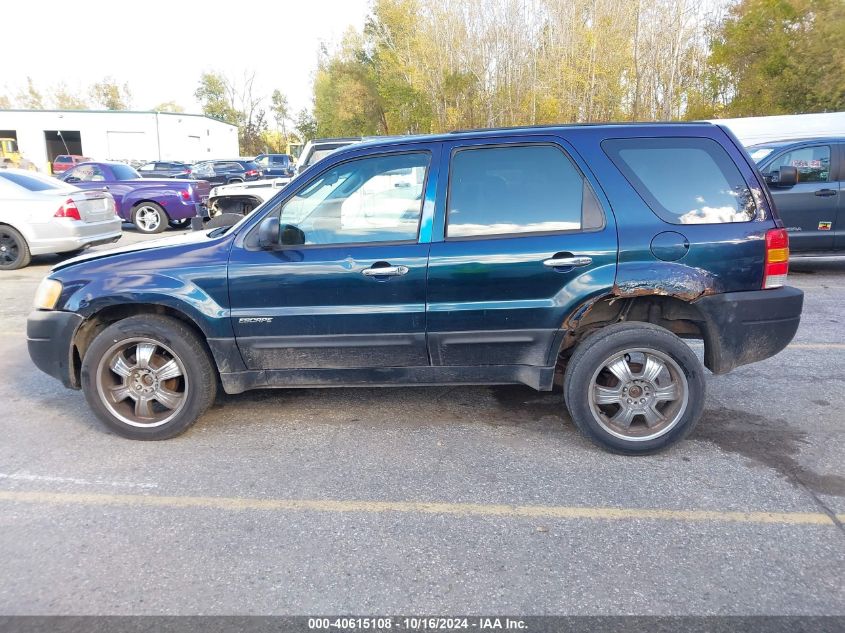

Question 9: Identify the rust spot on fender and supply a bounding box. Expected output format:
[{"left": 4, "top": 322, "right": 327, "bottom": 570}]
[{"left": 612, "top": 263, "right": 721, "bottom": 302}]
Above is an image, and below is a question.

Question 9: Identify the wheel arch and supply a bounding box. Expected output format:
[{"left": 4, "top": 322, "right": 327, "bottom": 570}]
[
  {"left": 555, "top": 293, "right": 709, "bottom": 370},
  {"left": 71, "top": 303, "right": 222, "bottom": 389}
]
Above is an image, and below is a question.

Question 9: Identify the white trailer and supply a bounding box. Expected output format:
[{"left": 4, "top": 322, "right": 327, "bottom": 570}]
[{"left": 712, "top": 112, "right": 845, "bottom": 146}]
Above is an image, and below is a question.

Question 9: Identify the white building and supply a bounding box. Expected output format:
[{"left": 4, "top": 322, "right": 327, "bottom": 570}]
[{"left": 0, "top": 109, "right": 240, "bottom": 170}]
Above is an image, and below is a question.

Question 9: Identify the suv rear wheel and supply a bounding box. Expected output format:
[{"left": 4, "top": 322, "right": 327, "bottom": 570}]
[
  {"left": 81, "top": 315, "right": 217, "bottom": 440},
  {"left": 563, "top": 322, "right": 705, "bottom": 454}
]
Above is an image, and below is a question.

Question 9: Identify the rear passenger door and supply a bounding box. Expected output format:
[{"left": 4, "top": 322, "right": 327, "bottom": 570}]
[
  {"left": 763, "top": 143, "right": 838, "bottom": 252},
  {"left": 426, "top": 137, "right": 617, "bottom": 367}
]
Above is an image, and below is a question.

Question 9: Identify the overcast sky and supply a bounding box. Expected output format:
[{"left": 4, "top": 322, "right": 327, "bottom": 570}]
[{"left": 4, "top": 0, "right": 371, "bottom": 114}]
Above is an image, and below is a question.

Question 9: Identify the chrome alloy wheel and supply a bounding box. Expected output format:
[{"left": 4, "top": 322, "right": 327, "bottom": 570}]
[
  {"left": 95, "top": 338, "right": 189, "bottom": 428},
  {"left": 588, "top": 348, "right": 689, "bottom": 442},
  {"left": 135, "top": 205, "right": 162, "bottom": 232}
]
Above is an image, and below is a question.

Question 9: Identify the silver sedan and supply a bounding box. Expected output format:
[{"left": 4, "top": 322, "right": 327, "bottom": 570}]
[{"left": 0, "top": 169, "right": 122, "bottom": 270}]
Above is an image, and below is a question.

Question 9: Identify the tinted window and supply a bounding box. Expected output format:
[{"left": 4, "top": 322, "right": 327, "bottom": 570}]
[
  {"left": 446, "top": 144, "right": 598, "bottom": 238},
  {"left": 603, "top": 137, "right": 756, "bottom": 224},
  {"left": 242, "top": 161, "right": 260, "bottom": 171},
  {"left": 55, "top": 156, "right": 72, "bottom": 164},
  {"left": 111, "top": 164, "right": 141, "bottom": 180},
  {"left": 276, "top": 152, "right": 429, "bottom": 245},
  {"left": 0, "top": 172, "right": 64, "bottom": 191},
  {"left": 768, "top": 145, "right": 831, "bottom": 183}
]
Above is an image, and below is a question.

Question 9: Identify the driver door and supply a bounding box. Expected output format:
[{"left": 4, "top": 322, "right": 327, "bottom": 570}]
[{"left": 227, "top": 144, "right": 439, "bottom": 370}]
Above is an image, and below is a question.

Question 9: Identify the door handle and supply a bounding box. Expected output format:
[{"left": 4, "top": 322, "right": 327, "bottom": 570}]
[
  {"left": 362, "top": 265, "right": 409, "bottom": 277},
  {"left": 815, "top": 189, "right": 837, "bottom": 197},
  {"left": 543, "top": 256, "right": 593, "bottom": 268}
]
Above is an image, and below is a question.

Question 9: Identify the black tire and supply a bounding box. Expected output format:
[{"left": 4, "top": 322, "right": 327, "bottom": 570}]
[
  {"left": 131, "top": 202, "right": 168, "bottom": 234},
  {"left": 563, "top": 322, "right": 705, "bottom": 455},
  {"left": 227, "top": 178, "right": 243, "bottom": 184},
  {"left": 204, "top": 213, "right": 243, "bottom": 228},
  {"left": 0, "top": 225, "right": 32, "bottom": 270},
  {"left": 168, "top": 218, "right": 192, "bottom": 230},
  {"left": 80, "top": 315, "right": 217, "bottom": 440}
]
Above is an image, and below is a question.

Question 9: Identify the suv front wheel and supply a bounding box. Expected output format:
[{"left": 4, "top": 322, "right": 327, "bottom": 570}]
[
  {"left": 563, "top": 322, "right": 705, "bottom": 454},
  {"left": 80, "top": 315, "right": 217, "bottom": 440}
]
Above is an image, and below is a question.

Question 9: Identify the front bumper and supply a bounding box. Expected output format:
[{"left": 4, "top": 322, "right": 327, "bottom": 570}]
[
  {"left": 693, "top": 286, "right": 804, "bottom": 374},
  {"left": 27, "top": 310, "right": 84, "bottom": 389}
]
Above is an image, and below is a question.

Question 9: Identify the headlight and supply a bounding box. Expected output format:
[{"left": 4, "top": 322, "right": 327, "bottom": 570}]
[{"left": 33, "top": 278, "right": 63, "bottom": 310}]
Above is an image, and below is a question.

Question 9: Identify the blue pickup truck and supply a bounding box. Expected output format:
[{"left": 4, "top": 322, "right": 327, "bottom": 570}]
[{"left": 27, "top": 123, "right": 803, "bottom": 454}]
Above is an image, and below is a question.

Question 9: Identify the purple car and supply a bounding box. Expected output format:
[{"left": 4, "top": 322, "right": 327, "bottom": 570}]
[{"left": 59, "top": 161, "right": 210, "bottom": 233}]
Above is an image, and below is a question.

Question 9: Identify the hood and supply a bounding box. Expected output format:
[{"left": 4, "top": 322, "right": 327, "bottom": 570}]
[{"left": 52, "top": 229, "right": 220, "bottom": 271}]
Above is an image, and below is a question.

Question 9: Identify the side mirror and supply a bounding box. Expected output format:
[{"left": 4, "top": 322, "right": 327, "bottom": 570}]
[
  {"left": 257, "top": 216, "right": 281, "bottom": 248},
  {"left": 280, "top": 223, "right": 306, "bottom": 246},
  {"left": 772, "top": 166, "right": 798, "bottom": 187}
]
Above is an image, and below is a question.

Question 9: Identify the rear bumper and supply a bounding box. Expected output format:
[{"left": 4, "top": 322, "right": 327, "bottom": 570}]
[
  {"left": 27, "top": 310, "right": 83, "bottom": 389},
  {"left": 693, "top": 286, "right": 803, "bottom": 374},
  {"left": 27, "top": 219, "right": 122, "bottom": 255}
]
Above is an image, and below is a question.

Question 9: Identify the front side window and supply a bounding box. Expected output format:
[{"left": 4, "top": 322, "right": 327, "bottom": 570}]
[
  {"left": 446, "top": 144, "right": 601, "bottom": 238},
  {"left": 275, "top": 151, "right": 429, "bottom": 246},
  {"left": 139, "top": 163, "right": 155, "bottom": 171},
  {"left": 767, "top": 145, "right": 831, "bottom": 183},
  {"left": 603, "top": 137, "right": 757, "bottom": 224}
]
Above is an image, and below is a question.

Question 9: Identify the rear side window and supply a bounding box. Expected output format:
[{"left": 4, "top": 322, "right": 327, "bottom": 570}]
[
  {"left": 111, "top": 164, "right": 140, "bottom": 180},
  {"left": 0, "top": 172, "right": 63, "bottom": 191},
  {"left": 446, "top": 144, "right": 603, "bottom": 238},
  {"left": 603, "top": 137, "right": 756, "bottom": 224}
]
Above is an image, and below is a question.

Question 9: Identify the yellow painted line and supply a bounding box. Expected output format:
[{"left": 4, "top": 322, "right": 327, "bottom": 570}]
[{"left": 0, "top": 490, "right": 834, "bottom": 526}]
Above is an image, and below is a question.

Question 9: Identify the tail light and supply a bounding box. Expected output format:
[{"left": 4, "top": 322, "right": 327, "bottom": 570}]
[
  {"left": 180, "top": 190, "right": 191, "bottom": 201},
  {"left": 245, "top": 169, "right": 259, "bottom": 177},
  {"left": 763, "top": 228, "right": 789, "bottom": 289},
  {"left": 54, "top": 198, "right": 81, "bottom": 221}
]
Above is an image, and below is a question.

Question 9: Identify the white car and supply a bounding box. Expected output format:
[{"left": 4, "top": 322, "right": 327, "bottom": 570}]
[
  {"left": 207, "top": 178, "right": 290, "bottom": 218},
  {"left": 0, "top": 169, "right": 122, "bottom": 270}
]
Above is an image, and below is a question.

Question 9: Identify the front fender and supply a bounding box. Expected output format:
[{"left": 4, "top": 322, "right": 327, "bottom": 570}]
[{"left": 62, "top": 272, "right": 233, "bottom": 339}]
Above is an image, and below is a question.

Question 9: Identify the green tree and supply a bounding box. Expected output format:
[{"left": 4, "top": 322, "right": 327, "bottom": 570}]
[
  {"left": 270, "top": 89, "right": 290, "bottom": 150},
  {"left": 89, "top": 77, "right": 131, "bottom": 110},
  {"left": 195, "top": 71, "right": 268, "bottom": 155},
  {"left": 153, "top": 101, "right": 185, "bottom": 113},
  {"left": 194, "top": 71, "right": 239, "bottom": 125},
  {"left": 707, "top": 0, "right": 845, "bottom": 117},
  {"left": 17, "top": 77, "right": 44, "bottom": 109},
  {"left": 293, "top": 108, "right": 317, "bottom": 141},
  {"left": 52, "top": 84, "right": 89, "bottom": 110}
]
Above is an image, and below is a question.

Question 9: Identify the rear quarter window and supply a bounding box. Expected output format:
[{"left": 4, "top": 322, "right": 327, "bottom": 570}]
[
  {"left": 0, "top": 172, "right": 64, "bottom": 191},
  {"left": 602, "top": 137, "right": 756, "bottom": 224}
]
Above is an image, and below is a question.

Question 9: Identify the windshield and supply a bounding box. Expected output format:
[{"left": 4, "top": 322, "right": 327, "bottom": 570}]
[
  {"left": 111, "top": 164, "right": 142, "bottom": 180},
  {"left": 748, "top": 147, "right": 775, "bottom": 164},
  {"left": 0, "top": 171, "right": 66, "bottom": 191}
]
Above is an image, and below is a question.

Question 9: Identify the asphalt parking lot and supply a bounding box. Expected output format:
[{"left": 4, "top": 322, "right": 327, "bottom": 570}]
[{"left": 0, "top": 229, "right": 843, "bottom": 616}]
